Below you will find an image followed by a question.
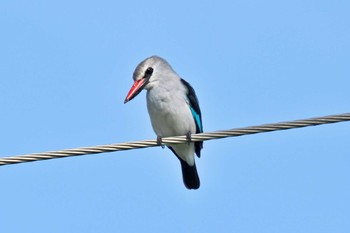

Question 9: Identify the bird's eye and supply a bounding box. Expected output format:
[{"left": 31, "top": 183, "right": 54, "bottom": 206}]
[{"left": 145, "top": 67, "right": 153, "bottom": 76}]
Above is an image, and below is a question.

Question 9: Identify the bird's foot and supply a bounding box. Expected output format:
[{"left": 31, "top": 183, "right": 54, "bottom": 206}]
[
  {"left": 157, "top": 136, "right": 165, "bottom": 149},
  {"left": 186, "top": 131, "right": 192, "bottom": 145}
]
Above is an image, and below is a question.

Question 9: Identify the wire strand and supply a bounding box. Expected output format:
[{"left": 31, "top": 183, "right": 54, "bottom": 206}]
[{"left": 1, "top": 113, "right": 349, "bottom": 166}]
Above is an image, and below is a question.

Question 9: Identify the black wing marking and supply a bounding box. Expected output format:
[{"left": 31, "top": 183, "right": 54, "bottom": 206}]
[{"left": 180, "top": 79, "right": 203, "bottom": 158}]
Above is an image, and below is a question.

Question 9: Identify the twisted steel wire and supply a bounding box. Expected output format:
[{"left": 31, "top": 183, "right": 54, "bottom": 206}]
[{"left": 1, "top": 113, "right": 349, "bottom": 166}]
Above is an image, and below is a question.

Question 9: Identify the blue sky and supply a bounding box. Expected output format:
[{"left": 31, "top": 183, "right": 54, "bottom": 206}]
[{"left": 1, "top": 1, "right": 349, "bottom": 232}]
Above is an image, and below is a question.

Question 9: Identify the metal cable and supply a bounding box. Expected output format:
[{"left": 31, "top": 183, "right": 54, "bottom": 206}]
[{"left": 1, "top": 112, "right": 349, "bottom": 166}]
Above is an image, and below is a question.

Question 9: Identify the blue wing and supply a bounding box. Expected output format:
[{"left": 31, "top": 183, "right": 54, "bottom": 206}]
[
  {"left": 189, "top": 105, "right": 203, "bottom": 133},
  {"left": 180, "top": 79, "right": 203, "bottom": 157}
]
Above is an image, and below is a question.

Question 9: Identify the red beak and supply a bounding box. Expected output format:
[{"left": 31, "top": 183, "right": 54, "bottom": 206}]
[{"left": 124, "top": 78, "right": 147, "bottom": 104}]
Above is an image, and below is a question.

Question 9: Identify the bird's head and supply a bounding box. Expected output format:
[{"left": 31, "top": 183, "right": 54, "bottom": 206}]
[{"left": 124, "top": 56, "right": 173, "bottom": 104}]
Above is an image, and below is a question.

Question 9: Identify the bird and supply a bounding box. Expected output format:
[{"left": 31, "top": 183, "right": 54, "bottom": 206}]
[{"left": 124, "top": 56, "right": 203, "bottom": 189}]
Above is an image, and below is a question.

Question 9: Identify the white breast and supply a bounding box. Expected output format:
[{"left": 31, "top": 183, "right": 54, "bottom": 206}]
[{"left": 146, "top": 85, "right": 196, "bottom": 137}]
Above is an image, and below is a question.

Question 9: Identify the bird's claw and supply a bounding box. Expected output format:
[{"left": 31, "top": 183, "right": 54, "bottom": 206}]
[
  {"left": 186, "top": 131, "right": 192, "bottom": 145},
  {"left": 157, "top": 136, "right": 165, "bottom": 149}
]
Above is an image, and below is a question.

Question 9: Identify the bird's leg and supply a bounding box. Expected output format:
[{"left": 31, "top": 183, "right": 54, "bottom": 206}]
[
  {"left": 157, "top": 136, "right": 165, "bottom": 149},
  {"left": 186, "top": 131, "right": 192, "bottom": 145}
]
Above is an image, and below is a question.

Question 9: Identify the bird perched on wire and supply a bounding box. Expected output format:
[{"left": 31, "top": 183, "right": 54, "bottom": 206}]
[{"left": 124, "top": 56, "right": 203, "bottom": 190}]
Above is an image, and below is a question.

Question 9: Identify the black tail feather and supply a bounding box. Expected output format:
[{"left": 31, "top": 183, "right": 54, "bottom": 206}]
[
  {"left": 179, "top": 159, "right": 200, "bottom": 190},
  {"left": 168, "top": 146, "right": 200, "bottom": 190}
]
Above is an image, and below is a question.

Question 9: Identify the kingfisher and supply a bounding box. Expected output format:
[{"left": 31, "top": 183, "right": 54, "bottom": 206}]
[{"left": 124, "top": 56, "right": 203, "bottom": 189}]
